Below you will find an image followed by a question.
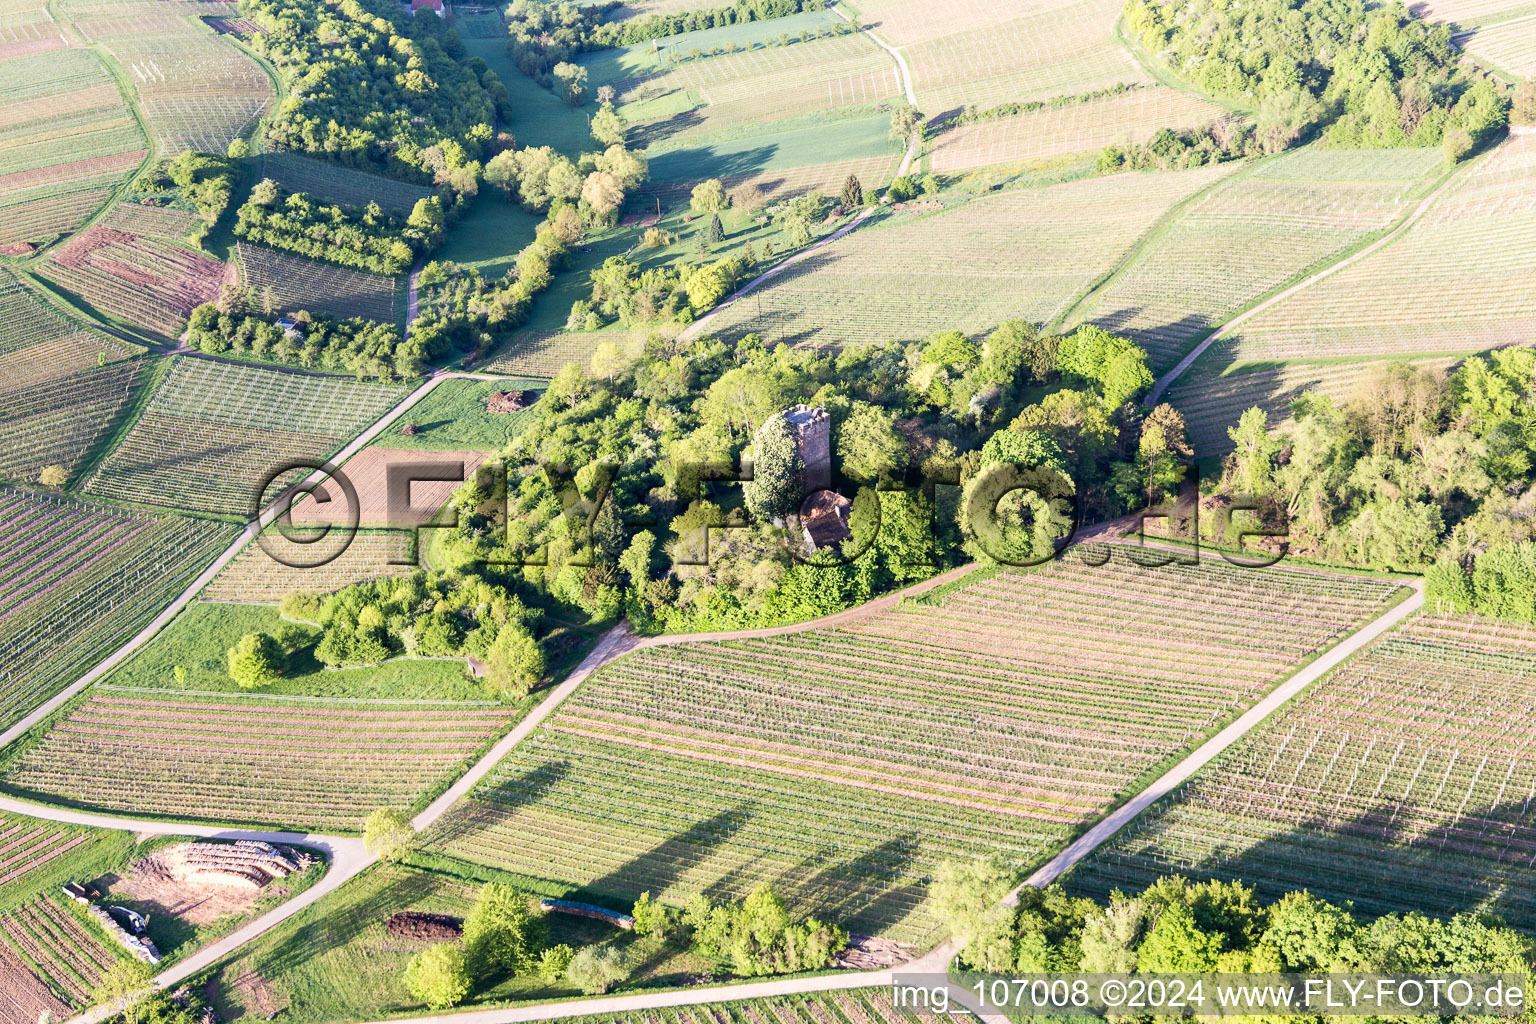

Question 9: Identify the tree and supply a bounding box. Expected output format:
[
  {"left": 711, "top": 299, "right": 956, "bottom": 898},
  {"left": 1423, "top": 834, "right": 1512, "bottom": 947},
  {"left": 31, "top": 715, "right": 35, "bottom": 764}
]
[
  {"left": 686, "top": 884, "right": 846, "bottom": 977},
  {"left": 249, "top": 177, "right": 279, "bottom": 206},
  {"left": 690, "top": 178, "right": 728, "bottom": 213},
  {"left": 93, "top": 959, "right": 154, "bottom": 1024},
  {"left": 889, "top": 104, "right": 923, "bottom": 145},
  {"left": 565, "top": 945, "right": 630, "bottom": 994},
  {"left": 931, "top": 858, "right": 1015, "bottom": 971},
  {"left": 744, "top": 413, "right": 804, "bottom": 521},
  {"left": 581, "top": 170, "right": 624, "bottom": 223},
  {"left": 482, "top": 624, "right": 544, "bottom": 699},
  {"left": 362, "top": 807, "right": 416, "bottom": 862},
  {"left": 226, "top": 631, "right": 285, "bottom": 688},
  {"left": 404, "top": 943, "right": 471, "bottom": 1009},
  {"left": 590, "top": 104, "right": 626, "bottom": 146},
  {"left": 596, "top": 84, "right": 616, "bottom": 105},
  {"left": 835, "top": 401, "right": 905, "bottom": 484},
  {"left": 226, "top": 138, "right": 250, "bottom": 159},
  {"left": 1135, "top": 901, "right": 1225, "bottom": 972},
  {"left": 1226, "top": 407, "right": 1280, "bottom": 495},
  {"left": 839, "top": 174, "right": 863, "bottom": 208},
  {"left": 538, "top": 944, "right": 575, "bottom": 981},
  {"left": 463, "top": 882, "right": 544, "bottom": 978},
  {"left": 553, "top": 61, "right": 587, "bottom": 105},
  {"left": 700, "top": 212, "right": 724, "bottom": 244},
  {"left": 37, "top": 464, "right": 67, "bottom": 488}
]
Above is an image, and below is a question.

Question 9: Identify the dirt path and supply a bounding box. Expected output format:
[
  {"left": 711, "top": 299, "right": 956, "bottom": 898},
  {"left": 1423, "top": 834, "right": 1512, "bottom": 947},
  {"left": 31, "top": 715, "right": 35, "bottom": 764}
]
[{"left": 1144, "top": 151, "right": 1480, "bottom": 406}]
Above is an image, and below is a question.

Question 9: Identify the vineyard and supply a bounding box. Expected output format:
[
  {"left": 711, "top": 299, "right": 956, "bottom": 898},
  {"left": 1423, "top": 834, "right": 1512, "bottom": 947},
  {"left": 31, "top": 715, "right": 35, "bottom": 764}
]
[
  {"left": 260, "top": 153, "right": 434, "bottom": 212},
  {"left": 0, "top": 268, "right": 135, "bottom": 385},
  {"left": 427, "top": 554, "right": 1404, "bottom": 943},
  {"left": 1, "top": 689, "right": 519, "bottom": 832},
  {"left": 0, "top": 486, "right": 237, "bottom": 728},
  {"left": 0, "top": 360, "right": 148, "bottom": 484},
  {"left": 632, "top": 150, "right": 901, "bottom": 208},
  {"left": 0, "top": 47, "right": 145, "bottom": 247},
  {"left": 1067, "top": 147, "right": 1446, "bottom": 373},
  {"left": 98, "top": 199, "right": 203, "bottom": 241},
  {"left": 557, "top": 990, "right": 933, "bottom": 1024},
  {"left": 699, "top": 161, "right": 1242, "bottom": 350},
  {"left": 85, "top": 357, "right": 410, "bottom": 515},
  {"left": 91, "top": 1, "right": 272, "bottom": 153},
  {"left": 1220, "top": 133, "right": 1536, "bottom": 363},
  {"left": 930, "top": 87, "right": 1230, "bottom": 173},
  {"left": 236, "top": 242, "right": 398, "bottom": 324},
  {"left": 37, "top": 226, "right": 228, "bottom": 341},
  {"left": 1068, "top": 612, "right": 1536, "bottom": 930},
  {"left": 0, "top": 895, "right": 123, "bottom": 1014},
  {"left": 857, "top": 0, "right": 1146, "bottom": 113},
  {"left": 201, "top": 529, "right": 414, "bottom": 603}
]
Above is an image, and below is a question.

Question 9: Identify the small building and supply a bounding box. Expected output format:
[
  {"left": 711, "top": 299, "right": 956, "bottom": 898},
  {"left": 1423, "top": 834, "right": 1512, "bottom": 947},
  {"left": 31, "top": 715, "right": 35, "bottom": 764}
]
[
  {"left": 800, "top": 489, "right": 852, "bottom": 552},
  {"left": 273, "top": 317, "right": 303, "bottom": 339},
  {"left": 410, "top": 0, "right": 445, "bottom": 15}
]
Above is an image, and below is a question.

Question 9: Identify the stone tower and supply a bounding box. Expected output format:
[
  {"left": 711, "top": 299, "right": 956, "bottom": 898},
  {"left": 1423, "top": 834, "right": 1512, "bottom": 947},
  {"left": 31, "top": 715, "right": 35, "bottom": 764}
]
[{"left": 782, "top": 404, "right": 831, "bottom": 494}]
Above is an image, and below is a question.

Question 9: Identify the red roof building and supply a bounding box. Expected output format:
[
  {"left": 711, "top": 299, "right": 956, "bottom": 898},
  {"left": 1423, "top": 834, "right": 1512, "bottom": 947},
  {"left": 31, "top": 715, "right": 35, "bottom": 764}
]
[{"left": 411, "top": 0, "right": 444, "bottom": 15}]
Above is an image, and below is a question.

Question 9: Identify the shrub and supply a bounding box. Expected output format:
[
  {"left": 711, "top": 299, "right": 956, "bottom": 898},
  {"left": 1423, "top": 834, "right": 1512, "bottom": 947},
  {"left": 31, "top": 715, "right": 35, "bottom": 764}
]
[
  {"left": 404, "top": 943, "right": 471, "bottom": 1009},
  {"left": 226, "top": 632, "right": 285, "bottom": 688},
  {"left": 565, "top": 945, "right": 630, "bottom": 994},
  {"left": 538, "top": 943, "right": 575, "bottom": 982},
  {"left": 37, "top": 464, "right": 67, "bottom": 488},
  {"left": 463, "top": 882, "right": 545, "bottom": 978}
]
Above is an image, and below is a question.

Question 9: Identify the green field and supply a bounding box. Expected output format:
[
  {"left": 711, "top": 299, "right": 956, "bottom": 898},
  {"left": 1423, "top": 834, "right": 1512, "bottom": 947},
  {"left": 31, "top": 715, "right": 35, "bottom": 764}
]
[
  {"left": 434, "top": 194, "right": 542, "bottom": 278},
  {"left": 204, "top": 862, "right": 707, "bottom": 1023},
  {"left": 372, "top": 377, "right": 546, "bottom": 452}
]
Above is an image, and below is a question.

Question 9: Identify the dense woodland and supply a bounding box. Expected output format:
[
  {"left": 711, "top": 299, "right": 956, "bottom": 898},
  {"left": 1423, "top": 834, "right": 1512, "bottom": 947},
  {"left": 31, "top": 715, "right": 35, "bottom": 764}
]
[
  {"left": 186, "top": 303, "right": 429, "bottom": 377},
  {"left": 243, "top": 0, "right": 507, "bottom": 183},
  {"left": 1190, "top": 351, "right": 1536, "bottom": 611},
  {"left": 938, "top": 862, "right": 1533, "bottom": 976},
  {"left": 427, "top": 321, "right": 1187, "bottom": 632},
  {"left": 1127, "top": 0, "right": 1510, "bottom": 157},
  {"left": 234, "top": 180, "right": 446, "bottom": 274}
]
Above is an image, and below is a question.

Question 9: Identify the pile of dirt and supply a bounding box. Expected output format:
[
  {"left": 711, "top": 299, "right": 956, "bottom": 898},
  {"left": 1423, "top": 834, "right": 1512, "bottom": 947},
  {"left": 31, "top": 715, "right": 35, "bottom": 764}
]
[
  {"left": 0, "top": 241, "right": 36, "bottom": 256},
  {"left": 386, "top": 912, "right": 462, "bottom": 941},
  {"left": 486, "top": 390, "right": 531, "bottom": 414},
  {"left": 891, "top": 200, "right": 942, "bottom": 212},
  {"left": 116, "top": 841, "right": 311, "bottom": 926}
]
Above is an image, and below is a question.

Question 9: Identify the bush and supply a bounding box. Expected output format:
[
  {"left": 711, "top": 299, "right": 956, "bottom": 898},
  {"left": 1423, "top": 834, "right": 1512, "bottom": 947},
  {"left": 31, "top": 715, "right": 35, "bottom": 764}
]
[
  {"left": 886, "top": 175, "right": 919, "bottom": 202},
  {"left": 404, "top": 943, "right": 471, "bottom": 1009},
  {"left": 37, "top": 464, "right": 66, "bottom": 488},
  {"left": 565, "top": 945, "right": 630, "bottom": 995},
  {"left": 226, "top": 632, "right": 285, "bottom": 688},
  {"left": 538, "top": 943, "right": 575, "bottom": 982},
  {"left": 463, "top": 883, "right": 545, "bottom": 978}
]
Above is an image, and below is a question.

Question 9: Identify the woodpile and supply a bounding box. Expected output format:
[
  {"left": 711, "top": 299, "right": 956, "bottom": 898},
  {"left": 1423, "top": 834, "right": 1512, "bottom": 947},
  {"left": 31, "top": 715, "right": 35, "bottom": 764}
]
[
  {"left": 833, "top": 933, "right": 915, "bottom": 970},
  {"left": 486, "top": 390, "right": 531, "bottom": 414},
  {"left": 133, "top": 840, "right": 305, "bottom": 891}
]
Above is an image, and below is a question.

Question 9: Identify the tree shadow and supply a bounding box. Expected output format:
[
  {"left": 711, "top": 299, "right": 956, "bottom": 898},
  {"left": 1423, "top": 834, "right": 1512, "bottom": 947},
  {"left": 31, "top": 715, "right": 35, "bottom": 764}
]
[
  {"left": 1067, "top": 796, "right": 1536, "bottom": 930},
  {"left": 572, "top": 803, "right": 756, "bottom": 911}
]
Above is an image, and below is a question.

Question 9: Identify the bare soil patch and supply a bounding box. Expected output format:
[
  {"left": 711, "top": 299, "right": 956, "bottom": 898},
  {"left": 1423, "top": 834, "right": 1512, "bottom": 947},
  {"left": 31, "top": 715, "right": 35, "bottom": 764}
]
[
  {"left": 114, "top": 841, "right": 310, "bottom": 926},
  {"left": 386, "top": 911, "right": 462, "bottom": 941},
  {"left": 290, "top": 447, "right": 486, "bottom": 527}
]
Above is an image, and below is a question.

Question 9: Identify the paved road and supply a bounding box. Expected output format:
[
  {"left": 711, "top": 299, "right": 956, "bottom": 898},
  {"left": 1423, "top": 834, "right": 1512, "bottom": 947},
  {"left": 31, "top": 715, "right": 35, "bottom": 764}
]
[{"left": 1144, "top": 154, "right": 1480, "bottom": 406}]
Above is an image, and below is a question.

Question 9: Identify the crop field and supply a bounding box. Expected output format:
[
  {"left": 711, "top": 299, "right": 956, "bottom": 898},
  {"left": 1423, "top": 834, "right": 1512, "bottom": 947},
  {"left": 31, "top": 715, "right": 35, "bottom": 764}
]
[
  {"left": 0, "top": 486, "right": 237, "bottom": 729},
  {"left": 1458, "top": 18, "right": 1536, "bottom": 74},
  {"left": 201, "top": 529, "right": 414, "bottom": 603},
  {"left": 38, "top": 226, "right": 227, "bottom": 341},
  {"left": 104, "top": 26, "right": 272, "bottom": 152},
  {"left": 0, "top": 268, "right": 134, "bottom": 383},
  {"left": 426, "top": 554, "right": 1404, "bottom": 942},
  {"left": 85, "top": 357, "right": 411, "bottom": 514},
  {"left": 1223, "top": 133, "right": 1536, "bottom": 362},
  {"left": 0, "top": 895, "right": 122, "bottom": 1013},
  {"left": 856, "top": 0, "right": 1149, "bottom": 113},
  {"left": 1, "top": 688, "right": 519, "bottom": 831},
  {"left": 557, "top": 990, "right": 935, "bottom": 1024},
  {"left": 1413, "top": 0, "right": 1536, "bottom": 25},
  {"left": 1167, "top": 355, "right": 1462, "bottom": 457},
  {"left": 482, "top": 328, "right": 622, "bottom": 378},
  {"left": 699, "top": 161, "right": 1241, "bottom": 350},
  {"left": 1069, "top": 612, "right": 1536, "bottom": 930},
  {"left": 236, "top": 242, "right": 397, "bottom": 323},
  {"left": 0, "top": 940, "right": 69, "bottom": 1024},
  {"left": 98, "top": 199, "right": 202, "bottom": 241},
  {"left": 1067, "top": 147, "right": 1446, "bottom": 373},
  {"left": 930, "top": 86, "right": 1232, "bottom": 173},
  {"left": 260, "top": 153, "right": 434, "bottom": 213},
  {"left": 0, "top": 360, "right": 147, "bottom": 484},
  {"left": 634, "top": 150, "right": 902, "bottom": 208},
  {"left": 0, "top": 47, "right": 145, "bottom": 246}
]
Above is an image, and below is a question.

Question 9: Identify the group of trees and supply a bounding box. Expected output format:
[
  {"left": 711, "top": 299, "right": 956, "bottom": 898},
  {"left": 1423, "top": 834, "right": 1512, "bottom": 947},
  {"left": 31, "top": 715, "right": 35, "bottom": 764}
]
[
  {"left": 1126, "top": 0, "right": 1510, "bottom": 157},
  {"left": 245, "top": 0, "right": 506, "bottom": 182},
  {"left": 186, "top": 303, "right": 432, "bottom": 378},
  {"left": 132, "top": 152, "right": 239, "bottom": 240},
  {"left": 434, "top": 317, "right": 1180, "bottom": 633},
  {"left": 280, "top": 571, "right": 546, "bottom": 698},
  {"left": 504, "top": 0, "right": 817, "bottom": 81},
  {"left": 235, "top": 181, "right": 445, "bottom": 274},
  {"left": 1429, "top": 541, "right": 1536, "bottom": 623},
  {"left": 484, "top": 141, "right": 648, "bottom": 227},
  {"left": 403, "top": 882, "right": 554, "bottom": 1008},
  {"left": 936, "top": 861, "right": 1533, "bottom": 977},
  {"left": 1202, "top": 349, "right": 1536, "bottom": 571},
  {"left": 631, "top": 884, "right": 847, "bottom": 977}
]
